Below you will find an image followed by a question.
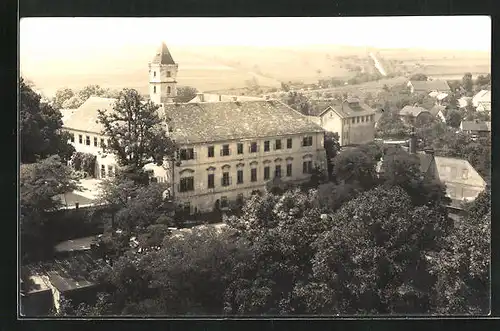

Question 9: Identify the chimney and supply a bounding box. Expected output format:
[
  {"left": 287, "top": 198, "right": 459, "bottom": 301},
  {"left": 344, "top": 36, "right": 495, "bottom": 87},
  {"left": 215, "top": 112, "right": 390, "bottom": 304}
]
[
  {"left": 232, "top": 96, "right": 238, "bottom": 102},
  {"left": 196, "top": 93, "right": 204, "bottom": 102},
  {"left": 409, "top": 126, "right": 417, "bottom": 154}
]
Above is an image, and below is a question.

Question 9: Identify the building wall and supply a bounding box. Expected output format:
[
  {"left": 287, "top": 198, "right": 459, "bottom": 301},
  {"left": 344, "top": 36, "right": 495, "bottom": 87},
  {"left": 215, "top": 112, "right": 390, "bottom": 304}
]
[
  {"left": 149, "top": 63, "right": 178, "bottom": 104},
  {"left": 171, "top": 132, "right": 326, "bottom": 213},
  {"left": 433, "top": 158, "right": 486, "bottom": 201},
  {"left": 318, "top": 109, "right": 375, "bottom": 146}
]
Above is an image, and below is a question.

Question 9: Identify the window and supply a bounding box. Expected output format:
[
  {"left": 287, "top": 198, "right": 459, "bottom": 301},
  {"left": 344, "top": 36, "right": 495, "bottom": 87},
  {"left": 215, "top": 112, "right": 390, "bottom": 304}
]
[
  {"left": 303, "top": 161, "right": 313, "bottom": 174},
  {"left": 221, "top": 144, "right": 230, "bottom": 156},
  {"left": 167, "top": 71, "right": 171, "bottom": 77},
  {"left": 462, "top": 169, "right": 469, "bottom": 179},
  {"left": 70, "top": 134, "right": 75, "bottom": 143},
  {"left": 302, "top": 136, "right": 313, "bottom": 147},
  {"left": 85, "top": 136, "right": 91, "bottom": 146},
  {"left": 179, "top": 148, "right": 195, "bottom": 160},
  {"left": 183, "top": 202, "right": 191, "bottom": 214},
  {"left": 207, "top": 173, "right": 215, "bottom": 188},
  {"left": 251, "top": 168, "right": 257, "bottom": 182},
  {"left": 264, "top": 140, "right": 270, "bottom": 152},
  {"left": 237, "top": 169, "right": 244, "bottom": 184},
  {"left": 100, "top": 138, "right": 105, "bottom": 147},
  {"left": 286, "top": 164, "right": 293, "bottom": 177},
  {"left": 237, "top": 143, "right": 244, "bottom": 155},
  {"left": 153, "top": 71, "right": 156, "bottom": 77},
  {"left": 179, "top": 177, "right": 194, "bottom": 192},
  {"left": 167, "top": 86, "right": 171, "bottom": 94},
  {"left": 108, "top": 165, "right": 114, "bottom": 177},
  {"left": 208, "top": 146, "right": 215, "bottom": 158},
  {"left": 264, "top": 166, "right": 270, "bottom": 180},
  {"left": 222, "top": 172, "right": 231, "bottom": 186},
  {"left": 275, "top": 139, "right": 282, "bottom": 150},
  {"left": 352, "top": 118, "right": 355, "bottom": 124},
  {"left": 250, "top": 142, "right": 258, "bottom": 153},
  {"left": 356, "top": 117, "right": 360, "bottom": 123},
  {"left": 220, "top": 196, "right": 228, "bottom": 209},
  {"left": 371, "top": 115, "right": 374, "bottom": 121},
  {"left": 94, "top": 137, "right": 98, "bottom": 147},
  {"left": 287, "top": 138, "right": 293, "bottom": 149},
  {"left": 101, "top": 165, "right": 106, "bottom": 178},
  {"left": 275, "top": 165, "right": 282, "bottom": 178},
  {"left": 153, "top": 86, "right": 156, "bottom": 94}
]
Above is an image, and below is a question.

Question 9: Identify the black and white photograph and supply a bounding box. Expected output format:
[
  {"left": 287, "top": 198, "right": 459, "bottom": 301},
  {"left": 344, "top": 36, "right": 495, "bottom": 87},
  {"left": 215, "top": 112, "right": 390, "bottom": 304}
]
[{"left": 19, "top": 16, "right": 491, "bottom": 317}]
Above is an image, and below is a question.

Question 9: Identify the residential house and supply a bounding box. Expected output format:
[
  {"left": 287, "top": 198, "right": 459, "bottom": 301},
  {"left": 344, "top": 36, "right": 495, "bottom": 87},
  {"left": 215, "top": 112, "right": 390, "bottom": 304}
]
[
  {"left": 428, "top": 105, "right": 447, "bottom": 123},
  {"left": 458, "top": 96, "right": 472, "bottom": 109},
  {"left": 188, "top": 93, "right": 263, "bottom": 103},
  {"left": 162, "top": 99, "right": 326, "bottom": 213},
  {"left": 460, "top": 120, "right": 491, "bottom": 138},
  {"left": 429, "top": 91, "right": 449, "bottom": 105},
  {"left": 407, "top": 79, "right": 451, "bottom": 94},
  {"left": 399, "top": 105, "right": 433, "bottom": 125},
  {"left": 305, "top": 98, "right": 376, "bottom": 147},
  {"left": 472, "top": 90, "right": 491, "bottom": 112}
]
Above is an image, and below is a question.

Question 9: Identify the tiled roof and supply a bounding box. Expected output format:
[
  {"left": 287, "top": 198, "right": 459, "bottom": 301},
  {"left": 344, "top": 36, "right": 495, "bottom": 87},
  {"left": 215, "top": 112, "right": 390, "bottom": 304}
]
[
  {"left": 62, "top": 96, "right": 117, "bottom": 133},
  {"left": 429, "top": 105, "right": 446, "bottom": 116},
  {"left": 409, "top": 80, "right": 451, "bottom": 92},
  {"left": 163, "top": 100, "right": 324, "bottom": 144},
  {"left": 399, "top": 105, "right": 430, "bottom": 117},
  {"left": 188, "top": 93, "right": 264, "bottom": 103},
  {"left": 54, "top": 236, "right": 97, "bottom": 253},
  {"left": 472, "top": 90, "right": 491, "bottom": 104},
  {"left": 54, "top": 191, "right": 95, "bottom": 209},
  {"left": 151, "top": 42, "right": 176, "bottom": 65},
  {"left": 436, "top": 92, "right": 449, "bottom": 101},
  {"left": 461, "top": 120, "right": 491, "bottom": 132}
]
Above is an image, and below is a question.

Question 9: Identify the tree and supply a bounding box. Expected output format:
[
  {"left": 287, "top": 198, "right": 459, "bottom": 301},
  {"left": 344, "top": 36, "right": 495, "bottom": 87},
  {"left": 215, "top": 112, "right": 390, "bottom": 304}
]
[
  {"left": 283, "top": 92, "right": 313, "bottom": 116},
  {"left": 20, "top": 78, "right": 75, "bottom": 163},
  {"left": 52, "top": 88, "right": 75, "bottom": 110},
  {"left": 324, "top": 132, "right": 340, "bottom": 180},
  {"left": 445, "top": 109, "right": 463, "bottom": 128},
  {"left": 307, "top": 186, "right": 452, "bottom": 314},
  {"left": 462, "top": 73, "right": 473, "bottom": 94},
  {"left": 475, "top": 74, "right": 490, "bottom": 88},
  {"left": 410, "top": 73, "right": 428, "bottom": 81},
  {"left": 427, "top": 189, "right": 490, "bottom": 314},
  {"left": 174, "top": 86, "right": 198, "bottom": 103},
  {"left": 332, "top": 147, "right": 378, "bottom": 189},
  {"left": 20, "top": 155, "right": 79, "bottom": 262},
  {"left": 376, "top": 109, "right": 409, "bottom": 139},
  {"left": 97, "top": 88, "right": 177, "bottom": 184}
]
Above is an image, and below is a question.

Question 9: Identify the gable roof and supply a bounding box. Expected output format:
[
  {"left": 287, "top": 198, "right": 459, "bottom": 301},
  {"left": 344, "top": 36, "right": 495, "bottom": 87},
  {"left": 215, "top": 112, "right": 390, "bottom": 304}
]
[
  {"left": 151, "top": 42, "right": 176, "bottom": 65},
  {"left": 309, "top": 99, "right": 375, "bottom": 118},
  {"left": 399, "top": 105, "right": 430, "bottom": 117},
  {"left": 477, "top": 101, "right": 491, "bottom": 111},
  {"left": 62, "top": 96, "right": 117, "bottom": 133},
  {"left": 409, "top": 79, "right": 451, "bottom": 92},
  {"left": 163, "top": 100, "right": 324, "bottom": 144},
  {"left": 472, "top": 90, "right": 491, "bottom": 103},
  {"left": 460, "top": 120, "right": 491, "bottom": 132},
  {"left": 417, "top": 153, "right": 435, "bottom": 174}
]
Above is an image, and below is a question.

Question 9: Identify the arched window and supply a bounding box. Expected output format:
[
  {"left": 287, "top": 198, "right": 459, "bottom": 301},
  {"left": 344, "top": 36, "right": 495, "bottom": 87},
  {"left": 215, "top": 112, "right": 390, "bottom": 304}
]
[{"left": 167, "top": 86, "right": 171, "bottom": 94}]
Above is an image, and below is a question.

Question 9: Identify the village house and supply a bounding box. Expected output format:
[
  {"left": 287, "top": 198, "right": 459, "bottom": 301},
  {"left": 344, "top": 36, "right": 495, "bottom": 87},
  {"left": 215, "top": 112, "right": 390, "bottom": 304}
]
[
  {"left": 458, "top": 96, "right": 472, "bottom": 109},
  {"left": 398, "top": 105, "right": 433, "bottom": 125},
  {"left": 472, "top": 89, "right": 491, "bottom": 112},
  {"left": 428, "top": 91, "right": 449, "bottom": 105},
  {"left": 428, "top": 105, "right": 447, "bottom": 123},
  {"left": 460, "top": 120, "right": 491, "bottom": 138},
  {"left": 407, "top": 79, "right": 451, "bottom": 94},
  {"left": 305, "top": 97, "right": 376, "bottom": 147}
]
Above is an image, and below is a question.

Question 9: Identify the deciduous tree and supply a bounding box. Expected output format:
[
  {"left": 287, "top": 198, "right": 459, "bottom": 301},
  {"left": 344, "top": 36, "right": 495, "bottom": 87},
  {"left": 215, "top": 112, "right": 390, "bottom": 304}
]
[{"left": 174, "top": 86, "right": 198, "bottom": 103}]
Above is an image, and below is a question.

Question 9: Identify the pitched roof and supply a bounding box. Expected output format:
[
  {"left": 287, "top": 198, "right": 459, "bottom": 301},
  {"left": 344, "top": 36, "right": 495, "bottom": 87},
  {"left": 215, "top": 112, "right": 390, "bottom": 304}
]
[
  {"left": 472, "top": 90, "right": 491, "bottom": 103},
  {"left": 477, "top": 101, "right": 491, "bottom": 111},
  {"left": 188, "top": 93, "right": 264, "bottom": 103},
  {"left": 399, "top": 105, "right": 430, "bottom": 117},
  {"left": 434, "top": 156, "right": 486, "bottom": 188},
  {"left": 417, "top": 153, "right": 435, "bottom": 174},
  {"left": 62, "top": 96, "right": 116, "bottom": 133},
  {"left": 151, "top": 42, "right": 176, "bottom": 65},
  {"left": 409, "top": 79, "right": 451, "bottom": 92},
  {"left": 429, "top": 105, "right": 446, "bottom": 116},
  {"left": 460, "top": 120, "right": 491, "bottom": 132},
  {"left": 309, "top": 99, "right": 375, "bottom": 118},
  {"left": 163, "top": 100, "right": 324, "bottom": 144},
  {"left": 54, "top": 236, "right": 97, "bottom": 253},
  {"left": 436, "top": 92, "right": 449, "bottom": 101}
]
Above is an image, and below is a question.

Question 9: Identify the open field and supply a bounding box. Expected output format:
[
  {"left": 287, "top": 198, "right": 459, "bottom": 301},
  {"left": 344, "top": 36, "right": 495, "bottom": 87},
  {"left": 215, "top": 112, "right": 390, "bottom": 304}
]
[{"left": 21, "top": 44, "right": 489, "bottom": 98}]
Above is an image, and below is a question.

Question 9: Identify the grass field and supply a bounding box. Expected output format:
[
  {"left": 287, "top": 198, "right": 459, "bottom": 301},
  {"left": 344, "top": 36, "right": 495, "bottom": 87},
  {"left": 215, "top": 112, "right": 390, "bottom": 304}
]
[{"left": 21, "top": 44, "right": 490, "bottom": 98}]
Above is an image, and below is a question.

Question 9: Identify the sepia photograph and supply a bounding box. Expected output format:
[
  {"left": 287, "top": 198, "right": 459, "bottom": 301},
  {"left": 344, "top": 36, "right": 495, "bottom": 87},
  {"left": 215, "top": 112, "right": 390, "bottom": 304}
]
[{"left": 19, "top": 16, "right": 491, "bottom": 317}]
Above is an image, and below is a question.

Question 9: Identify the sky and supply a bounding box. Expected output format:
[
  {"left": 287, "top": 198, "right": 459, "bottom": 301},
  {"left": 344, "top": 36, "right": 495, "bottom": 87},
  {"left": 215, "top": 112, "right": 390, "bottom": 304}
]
[{"left": 21, "top": 16, "right": 491, "bottom": 55}]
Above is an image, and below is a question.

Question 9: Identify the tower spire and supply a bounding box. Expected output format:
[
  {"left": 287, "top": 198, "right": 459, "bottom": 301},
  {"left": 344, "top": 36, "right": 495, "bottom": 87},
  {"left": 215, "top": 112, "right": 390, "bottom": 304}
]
[{"left": 152, "top": 41, "right": 176, "bottom": 65}]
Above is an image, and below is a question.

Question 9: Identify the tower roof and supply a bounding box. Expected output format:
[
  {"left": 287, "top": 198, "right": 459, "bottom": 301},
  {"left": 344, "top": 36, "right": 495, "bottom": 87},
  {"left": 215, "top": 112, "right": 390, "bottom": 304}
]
[{"left": 151, "top": 41, "right": 176, "bottom": 65}]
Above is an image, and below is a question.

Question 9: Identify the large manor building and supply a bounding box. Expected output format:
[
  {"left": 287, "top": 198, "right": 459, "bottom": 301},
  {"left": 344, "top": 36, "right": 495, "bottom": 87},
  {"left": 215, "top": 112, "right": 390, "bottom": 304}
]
[{"left": 62, "top": 42, "right": 327, "bottom": 213}]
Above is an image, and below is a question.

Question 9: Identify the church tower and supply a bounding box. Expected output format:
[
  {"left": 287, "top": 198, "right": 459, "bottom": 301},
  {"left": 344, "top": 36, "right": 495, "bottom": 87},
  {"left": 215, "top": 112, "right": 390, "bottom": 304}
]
[{"left": 148, "top": 42, "right": 178, "bottom": 104}]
